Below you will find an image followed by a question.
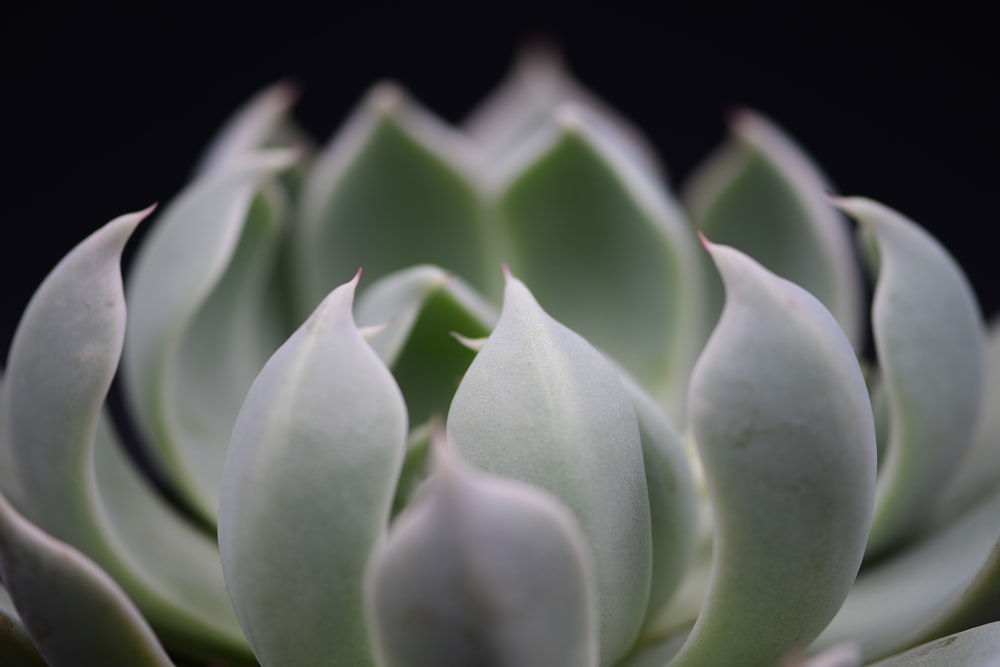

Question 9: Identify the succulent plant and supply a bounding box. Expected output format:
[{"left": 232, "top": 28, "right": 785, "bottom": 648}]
[{"left": 2, "top": 46, "right": 999, "bottom": 667}]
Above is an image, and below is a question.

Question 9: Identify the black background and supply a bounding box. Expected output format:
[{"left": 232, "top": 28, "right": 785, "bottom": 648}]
[{"left": 2, "top": 3, "right": 996, "bottom": 359}]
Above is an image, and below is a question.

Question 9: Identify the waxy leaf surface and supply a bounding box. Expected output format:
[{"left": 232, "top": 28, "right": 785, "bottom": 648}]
[
  {"left": 672, "top": 242, "right": 876, "bottom": 667},
  {"left": 448, "top": 272, "right": 652, "bottom": 665}
]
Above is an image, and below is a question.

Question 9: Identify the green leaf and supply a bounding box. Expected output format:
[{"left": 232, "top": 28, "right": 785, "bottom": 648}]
[
  {"left": 0, "top": 583, "right": 46, "bottom": 666},
  {"left": 2, "top": 210, "right": 252, "bottom": 663},
  {"left": 492, "top": 107, "right": 705, "bottom": 424},
  {"left": 683, "top": 110, "right": 864, "bottom": 348},
  {"left": 365, "top": 437, "right": 599, "bottom": 667},
  {"left": 355, "top": 265, "right": 497, "bottom": 426},
  {"left": 671, "top": 241, "right": 876, "bottom": 667},
  {"left": 295, "top": 83, "right": 493, "bottom": 313},
  {"left": 929, "top": 316, "right": 1000, "bottom": 525},
  {"left": 0, "top": 495, "right": 173, "bottom": 667},
  {"left": 867, "top": 621, "right": 1000, "bottom": 667},
  {"left": 616, "top": 373, "right": 699, "bottom": 628},
  {"left": 122, "top": 150, "right": 297, "bottom": 525},
  {"left": 448, "top": 271, "right": 652, "bottom": 665},
  {"left": 463, "top": 42, "right": 664, "bottom": 185},
  {"left": 814, "top": 486, "right": 1000, "bottom": 660},
  {"left": 834, "top": 197, "right": 986, "bottom": 557},
  {"left": 194, "top": 81, "right": 304, "bottom": 177},
  {"left": 218, "top": 274, "right": 408, "bottom": 667}
]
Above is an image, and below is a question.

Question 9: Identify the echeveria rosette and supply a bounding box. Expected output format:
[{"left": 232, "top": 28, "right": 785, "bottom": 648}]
[{"left": 3, "top": 45, "right": 1000, "bottom": 667}]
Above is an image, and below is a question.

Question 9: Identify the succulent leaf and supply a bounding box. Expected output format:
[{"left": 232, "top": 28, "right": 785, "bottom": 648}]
[
  {"left": 448, "top": 271, "right": 652, "bottom": 665},
  {"left": 463, "top": 43, "right": 664, "bottom": 185},
  {"left": 195, "top": 81, "right": 303, "bottom": 177},
  {"left": 683, "top": 110, "right": 864, "bottom": 348},
  {"left": 0, "top": 494, "right": 173, "bottom": 667},
  {"left": 218, "top": 274, "right": 408, "bottom": 667},
  {"left": 835, "top": 197, "right": 986, "bottom": 557},
  {"left": 296, "top": 83, "right": 493, "bottom": 312},
  {"left": 815, "top": 485, "right": 1000, "bottom": 659},
  {"left": 616, "top": 373, "right": 699, "bottom": 627},
  {"left": 671, "top": 241, "right": 876, "bottom": 667},
  {"left": 355, "top": 265, "right": 498, "bottom": 425},
  {"left": 866, "top": 621, "right": 1000, "bottom": 667},
  {"left": 122, "top": 151, "right": 299, "bottom": 525},
  {"left": 0, "top": 584, "right": 46, "bottom": 666},
  {"left": 492, "top": 107, "right": 705, "bottom": 423},
  {"left": 929, "top": 316, "right": 1000, "bottom": 525},
  {"left": 1, "top": 210, "right": 252, "bottom": 663},
  {"left": 365, "top": 437, "right": 599, "bottom": 667}
]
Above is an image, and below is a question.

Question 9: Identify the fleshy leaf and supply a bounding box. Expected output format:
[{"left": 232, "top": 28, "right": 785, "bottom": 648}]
[
  {"left": 683, "top": 110, "right": 864, "bottom": 348},
  {"left": 448, "top": 271, "right": 652, "bottom": 665},
  {"left": 2, "top": 210, "right": 252, "bottom": 662},
  {"left": 463, "top": 42, "right": 664, "bottom": 185},
  {"left": 929, "top": 316, "right": 1000, "bottom": 525},
  {"left": 0, "top": 495, "right": 172, "bottom": 667},
  {"left": 834, "top": 197, "right": 986, "bottom": 557},
  {"left": 0, "top": 583, "right": 46, "bottom": 666},
  {"left": 218, "top": 274, "right": 408, "bottom": 667},
  {"left": 670, "top": 241, "right": 876, "bottom": 667},
  {"left": 814, "top": 485, "right": 1000, "bottom": 660},
  {"left": 492, "top": 107, "right": 705, "bottom": 423},
  {"left": 295, "top": 82, "right": 493, "bottom": 313},
  {"left": 867, "top": 621, "right": 1000, "bottom": 667},
  {"left": 195, "top": 81, "right": 303, "bottom": 177},
  {"left": 122, "top": 150, "right": 297, "bottom": 525},
  {"left": 365, "top": 437, "right": 599, "bottom": 667},
  {"left": 616, "top": 372, "right": 699, "bottom": 628},
  {"left": 355, "top": 264, "right": 497, "bottom": 425},
  {"left": 0, "top": 371, "right": 26, "bottom": 510}
]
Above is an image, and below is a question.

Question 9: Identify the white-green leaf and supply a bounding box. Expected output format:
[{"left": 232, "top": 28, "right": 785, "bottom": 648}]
[
  {"left": 295, "top": 83, "right": 493, "bottom": 313},
  {"left": 218, "top": 274, "right": 408, "bottom": 667},
  {"left": 867, "top": 621, "right": 1000, "bottom": 667},
  {"left": 194, "top": 81, "right": 304, "bottom": 177},
  {"left": 814, "top": 485, "right": 1000, "bottom": 660},
  {"left": 835, "top": 197, "right": 986, "bottom": 557},
  {"left": 365, "top": 438, "right": 598, "bottom": 667},
  {"left": 670, "top": 241, "right": 876, "bottom": 667},
  {"left": 122, "top": 151, "right": 297, "bottom": 525},
  {"left": 491, "top": 107, "right": 705, "bottom": 424},
  {"left": 448, "top": 272, "right": 652, "bottom": 665},
  {"left": 2, "top": 211, "right": 252, "bottom": 663},
  {"left": 463, "top": 42, "right": 664, "bottom": 185},
  {"left": 0, "top": 582, "right": 46, "bottom": 666},
  {"left": 683, "top": 110, "right": 864, "bottom": 348},
  {"left": 355, "top": 264, "right": 497, "bottom": 426},
  {"left": 929, "top": 316, "right": 1000, "bottom": 526},
  {"left": 0, "top": 495, "right": 172, "bottom": 667},
  {"left": 617, "top": 373, "right": 699, "bottom": 628}
]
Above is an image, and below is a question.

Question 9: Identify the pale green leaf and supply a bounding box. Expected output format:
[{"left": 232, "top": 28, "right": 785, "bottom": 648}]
[
  {"left": 814, "top": 486, "right": 1000, "bottom": 660},
  {"left": 867, "top": 621, "right": 1000, "bottom": 667},
  {"left": 2, "top": 211, "right": 252, "bottom": 663},
  {"left": 683, "top": 110, "right": 864, "bottom": 348},
  {"left": 0, "top": 495, "right": 172, "bottom": 667},
  {"left": 448, "top": 272, "right": 652, "bottom": 665},
  {"left": 0, "top": 583, "right": 46, "bottom": 666},
  {"left": 670, "top": 241, "right": 876, "bottom": 667},
  {"left": 929, "top": 316, "right": 1000, "bottom": 525},
  {"left": 122, "top": 151, "right": 298, "bottom": 524},
  {"left": 355, "top": 265, "right": 497, "bottom": 426},
  {"left": 195, "top": 81, "right": 303, "bottom": 177},
  {"left": 835, "top": 197, "right": 986, "bottom": 557},
  {"left": 463, "top": 42, "right": 664, "bottom": 185},
  {"left": 295, "top": 83, "right": 493, "bottom": 313},
  {"left": 365, "top": 438, "right": 599, "bottom": 667},
  {"left": 492, "top": 107, "right": 705, "bottom": 424},
  {"left": 616, "top": 373, "right": 699, "bottom": 628},
  {"left": 218, "top": 274, "right": 408, "bottom": 667}
]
